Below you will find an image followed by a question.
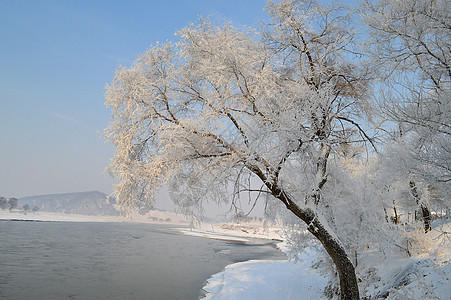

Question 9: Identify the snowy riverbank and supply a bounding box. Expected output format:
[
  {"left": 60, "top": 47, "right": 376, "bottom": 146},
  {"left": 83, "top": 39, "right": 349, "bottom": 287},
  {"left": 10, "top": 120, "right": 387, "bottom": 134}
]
[
  {"left": 182, "top": 220, "right": 451, "bottom": 300},
  {"left": 201, "top": 247, "right": 328, "bottom": 300},
  {"left": 180, "top": 223, "right": 330, "bottom": 299},
  {"left": 2, "top": 210, "right": 449, "bottom": 299},
  {"left": 0, "top": 209, "right": 190, "bottom": 225}
]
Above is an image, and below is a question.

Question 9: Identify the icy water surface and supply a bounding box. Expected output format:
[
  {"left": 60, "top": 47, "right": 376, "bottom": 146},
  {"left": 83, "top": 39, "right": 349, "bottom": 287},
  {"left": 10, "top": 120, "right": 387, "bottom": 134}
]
[{"left": 0, "top": 221, "right": 285, "bottom": 299}]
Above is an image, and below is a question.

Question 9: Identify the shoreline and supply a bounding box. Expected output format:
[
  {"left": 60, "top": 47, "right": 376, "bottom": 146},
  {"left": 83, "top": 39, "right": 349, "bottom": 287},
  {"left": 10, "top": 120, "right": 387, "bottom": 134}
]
[
  {"left": 0, "top": 211, "right": 329, "bottom": 299},
  {"left": 0, "top": 210, "right": 191, "bottom": 226},
  {"left": 173, "top": 223, "right": 323, "bottom": 300},
  {"left": 3, "top": 211, "right": 449, "bottom": 299}
]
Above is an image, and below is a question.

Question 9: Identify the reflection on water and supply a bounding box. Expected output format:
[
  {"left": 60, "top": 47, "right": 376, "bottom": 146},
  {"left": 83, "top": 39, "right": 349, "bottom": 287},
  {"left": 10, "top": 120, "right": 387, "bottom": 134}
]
[{"left": 0, "top": 221, "right": 285, "bottom": 299}]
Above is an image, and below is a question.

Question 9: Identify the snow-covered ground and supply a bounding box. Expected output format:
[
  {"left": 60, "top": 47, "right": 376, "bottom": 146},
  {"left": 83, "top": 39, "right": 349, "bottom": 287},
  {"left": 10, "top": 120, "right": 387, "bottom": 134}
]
[
  {"left": 359, "top": 222, "right": 451, "bottom": 300},
  {"left": 178, "top": 221, "right": 285, "bottom": 242},
  {"left": 201, "top": 246, "right": 328, "bottom": 300},
  {"left": 180, "top": 223, "right": 329, "bottom": 299},
  {"left": 181, "top": 220, "right": 451, "bottom": 300},
  {"left": 0, "top": 209, "right": 190, "bottom": 225}
]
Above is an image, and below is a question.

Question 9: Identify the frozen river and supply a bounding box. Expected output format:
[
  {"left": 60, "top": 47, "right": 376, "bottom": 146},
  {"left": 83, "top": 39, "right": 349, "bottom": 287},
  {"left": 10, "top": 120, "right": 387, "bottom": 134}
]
[{"left": 0, "top": 221, "right": 285, "bottom": 299}]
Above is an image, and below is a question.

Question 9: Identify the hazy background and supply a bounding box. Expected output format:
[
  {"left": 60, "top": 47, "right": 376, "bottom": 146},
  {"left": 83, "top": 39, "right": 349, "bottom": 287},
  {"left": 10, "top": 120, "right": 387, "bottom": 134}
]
[{"left": 0, "top": 0, "right": 268, "bottom": 198}]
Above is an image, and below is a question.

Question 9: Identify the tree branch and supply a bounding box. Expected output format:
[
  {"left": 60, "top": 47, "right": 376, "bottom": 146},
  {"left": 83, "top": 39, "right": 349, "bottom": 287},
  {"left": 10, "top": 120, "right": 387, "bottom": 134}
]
[{"left": 336, "top": 116, "right": 378, "bottom": 153}]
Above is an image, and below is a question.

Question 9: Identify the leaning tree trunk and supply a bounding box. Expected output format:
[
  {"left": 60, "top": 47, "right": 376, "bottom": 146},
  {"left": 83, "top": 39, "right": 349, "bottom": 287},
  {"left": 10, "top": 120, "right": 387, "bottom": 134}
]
[
  {"left": 286, "top": 202, "right": 360, "bottom": 300},
  {"left": 252, "top": 164, "right": 360, "bottom": 299},
  {"left": 269, "top": 185, "right": 360, "bottom": 300}
]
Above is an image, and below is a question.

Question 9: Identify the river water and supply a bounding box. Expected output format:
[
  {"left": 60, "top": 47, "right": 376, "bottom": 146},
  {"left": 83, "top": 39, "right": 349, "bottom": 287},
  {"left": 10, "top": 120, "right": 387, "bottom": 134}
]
[{"left": 0, "top": 221, "right": 285, "bottom": 299}]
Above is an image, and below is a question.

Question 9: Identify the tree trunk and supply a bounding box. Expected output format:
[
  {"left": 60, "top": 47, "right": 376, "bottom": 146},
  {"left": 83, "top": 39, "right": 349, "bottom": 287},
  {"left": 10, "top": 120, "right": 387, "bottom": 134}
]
[
  {"left": 253, "top": 167, "right": 360, "bottom": 299},
  {"left": 271, "top": 184, "right": 360, "bottom": 299},
  {"left": 384, "top": 207, "right": 389, "bottom": 223},
  {"left": 409, "top": 181, "right": 432, "bottom": 233},
  {"left": 286, "top": 203, "right": 360, "bottom": 300},
  {"left": 393, "top": 205, "right": 399, "bottom": 224},
  {"left": 420, "top": 204, "right": 432, "bottom": 233}
]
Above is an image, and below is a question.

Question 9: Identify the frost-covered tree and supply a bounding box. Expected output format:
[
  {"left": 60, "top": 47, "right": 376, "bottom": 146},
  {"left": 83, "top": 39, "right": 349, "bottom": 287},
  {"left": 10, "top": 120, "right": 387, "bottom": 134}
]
[
  {"left": 0, "top": 197, "right": 7, "bottom": 210},
  {"left": 364, "top": 0, "right": 450, "bottom": 182},
  {"left": 105, "top": 1, "right": 377, "bottom": 298},
  {"left": 363, "top": 0, "right": 451, "bottom": 230},
  {"left": 364, "top": 0, "right": 450, "bottom": 88},
  {"left": 8, "top": 198, "right": 18, "bottom": 212}
]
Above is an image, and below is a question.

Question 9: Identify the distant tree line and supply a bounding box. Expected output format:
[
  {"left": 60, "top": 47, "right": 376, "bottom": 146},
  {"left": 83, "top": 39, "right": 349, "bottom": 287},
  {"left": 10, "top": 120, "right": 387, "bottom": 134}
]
[{"left": 0, "top": 197, "right": 39, "bottom": 213}]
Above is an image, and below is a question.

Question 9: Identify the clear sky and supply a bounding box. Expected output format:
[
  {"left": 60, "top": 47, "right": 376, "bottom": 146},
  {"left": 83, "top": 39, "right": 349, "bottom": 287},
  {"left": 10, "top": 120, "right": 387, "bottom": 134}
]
[{"left": 0, "top": 0, "right": 268, "bottom": 198}]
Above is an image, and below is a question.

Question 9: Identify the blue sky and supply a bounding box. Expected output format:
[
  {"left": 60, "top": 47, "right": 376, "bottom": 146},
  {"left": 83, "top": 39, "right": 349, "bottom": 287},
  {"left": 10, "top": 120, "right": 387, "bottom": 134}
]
[{"left": 0, "top": 0, "right": 268, "bottom": 198}]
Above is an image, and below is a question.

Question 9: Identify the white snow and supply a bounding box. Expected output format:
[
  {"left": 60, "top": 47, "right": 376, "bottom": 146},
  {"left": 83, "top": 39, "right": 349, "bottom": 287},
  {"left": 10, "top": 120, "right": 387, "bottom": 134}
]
[
  {"left": 178, "top": 222, "right": 328, "bottom": 298},
  {"left": 182, "top": 220, "right": 451, "bottom": 300},
  {"left": 177, "top": 223, "right": 329, "bottom": 299},
  {"left": 201, "top": 247, "right": 328, "bottom": 300},
  {"left": 0, "top": 209, "right": 190, "bottom": 225},
  {"left": 178, "top": 221, "right": 285, "bottom": 241},
  {"left": 177, "top": 228, "right": 250, "bottom": 243}
]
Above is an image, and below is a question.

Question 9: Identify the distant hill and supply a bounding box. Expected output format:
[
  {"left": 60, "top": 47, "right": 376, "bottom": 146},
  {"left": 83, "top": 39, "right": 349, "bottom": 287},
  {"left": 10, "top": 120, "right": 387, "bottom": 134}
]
[{"left": 19, "top": 191, "right": 120, "bottom": 216}]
